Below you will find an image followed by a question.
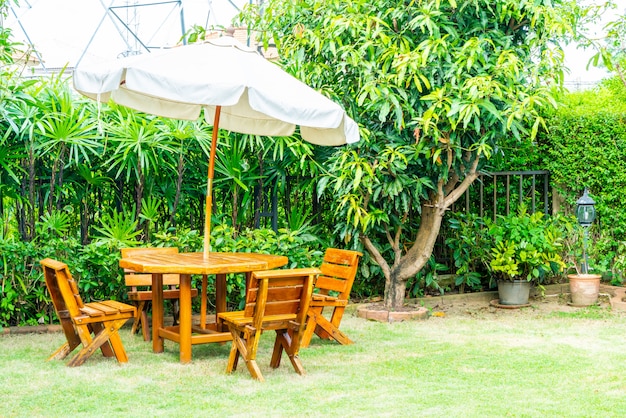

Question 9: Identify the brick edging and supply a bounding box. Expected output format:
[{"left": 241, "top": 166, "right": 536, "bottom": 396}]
[{"left": 1, "top": 324, "right": 62, "bottom": 335}]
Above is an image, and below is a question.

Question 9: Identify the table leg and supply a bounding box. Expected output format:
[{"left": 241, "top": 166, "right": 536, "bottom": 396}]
[
  {"left": 179, "top": 273, "right": 192, "bottom": 364},
  {"left": 200, "top": 274, "right": 207, "bottom": 329},
  {"left": 215, "top": 273, "right": 226, "bottom": 331},
  {"left": 152, "top": 273, "right": 164, "bottom": 353}
]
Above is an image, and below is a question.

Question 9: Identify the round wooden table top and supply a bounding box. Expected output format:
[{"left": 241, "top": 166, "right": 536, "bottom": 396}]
[{"left": 119, "top": 251, "right": 288, "bottom": 275}]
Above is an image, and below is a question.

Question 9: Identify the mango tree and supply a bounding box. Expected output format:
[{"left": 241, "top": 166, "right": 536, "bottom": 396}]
[
  {"left": 242, "top": 0, "right": 588, "bottom": 310},
  {"left": 580, "top": 1, "right": 626, "bottom": 87}
]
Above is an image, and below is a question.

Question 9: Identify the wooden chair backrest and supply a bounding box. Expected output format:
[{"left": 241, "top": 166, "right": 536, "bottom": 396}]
[
  {"left": 243, "top": 269, "right": 317, "bottom": 327},
  {"left": 315, "top": 248, "right": 362, "bottom": 300},
  {"left": 41, "top": 258, "right": 85, "bottom": 320},
  {"left": 120, "top": 247, "right": 180, "bottom": 287}
]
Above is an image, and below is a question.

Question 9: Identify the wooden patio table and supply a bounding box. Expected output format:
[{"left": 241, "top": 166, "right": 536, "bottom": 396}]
[{"left": 119, "top": 251, "right": 288, "bottom": 363}]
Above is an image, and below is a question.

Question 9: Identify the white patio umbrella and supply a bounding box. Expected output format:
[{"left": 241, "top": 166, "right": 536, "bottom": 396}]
[{"left": 73, "top": 35, "right": 360, "bottom": 259}]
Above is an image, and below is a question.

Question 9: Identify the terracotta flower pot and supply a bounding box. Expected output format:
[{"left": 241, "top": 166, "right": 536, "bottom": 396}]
[{"left": 567, "top": 274, "right": 601, "bottom": 307}]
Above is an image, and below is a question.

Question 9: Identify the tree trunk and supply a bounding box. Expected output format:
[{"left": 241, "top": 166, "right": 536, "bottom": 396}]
[
  {"left": 170, "top": 151, "right": 185, "bottom": 226},
  {"left": 48, "top": 145, "right": 66, "bottom": 214},
  {"left": 16, "top": 195, "right": 25, "bottom": 241},
  {"left": 284, "top": 175, "right": 292, "bottom": 224},
  {"left": 115, "top": 178, "right": 124, "bottom": 214},
  {"left": 81, "top": 188, "right": 90, "bottom": 245},
  {"left": 135, "top": 164, "right": 145, "bottom": 240},
  {"left": 385, "top": 270, "right": 408, "bottom": 311},
  {"left": 383, "top": 204, "right": 445, "bottom": 310},
  {"left": 361, "top": 153, "right": 481, "bottom": 311},
  {"left": 232, "top": 186, "right": 239, "bottom": 232},
  {"left": 48, "top": 158, "right": 57, "bottom": 214},
  {"left": 27, "top": 147, "right": 36, "bottom": 240},
  {"left": 56, "top": 147, "right": 66, "bottom": 211},
  {"left": 254, "top": 152, "right": 264, "bottom": 228},
  {"left": 135, "top": 166, "right": 144, "bottom": 217}
]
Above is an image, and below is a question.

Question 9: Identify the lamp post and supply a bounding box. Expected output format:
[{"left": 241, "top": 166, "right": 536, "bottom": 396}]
[{"left": 576, "top": 188, "right": 596, "bottom": 274}]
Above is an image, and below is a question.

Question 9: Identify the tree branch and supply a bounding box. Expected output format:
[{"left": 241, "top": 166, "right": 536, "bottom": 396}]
[
  {"left": 443, "top": 152, "right": 481, "bottom": 208},
  {"left": 359, "top": 234, "right": 391, "bottom": 279},
  {"left": 443, "top": 170, "right": 460, "bottom": 196},
  {"left": 393, "top": 213, "right": 407, "bottom": 265}
]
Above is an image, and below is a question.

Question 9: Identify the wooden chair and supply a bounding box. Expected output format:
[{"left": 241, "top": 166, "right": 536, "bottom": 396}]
[
  {"left": 301, "top": 248, "right": 362, "bottom": 348},
  {"left": 120, "top": 247, "right": 198, "bottom": 341},
  {"left": 218, "top": 268, "right": 318, "bottom": 382},
  {"left": 40, "top": 258, "right": 136, "bottom": 367}
]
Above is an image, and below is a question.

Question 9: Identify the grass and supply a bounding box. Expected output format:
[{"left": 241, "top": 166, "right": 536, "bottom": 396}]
[{"left": 2, "top": 309, "right": 626, "bottom": 417}]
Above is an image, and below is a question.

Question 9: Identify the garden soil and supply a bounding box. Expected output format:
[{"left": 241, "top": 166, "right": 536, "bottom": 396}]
[{"left": 352, "top": 283, "right": 626, "bottom": 320}]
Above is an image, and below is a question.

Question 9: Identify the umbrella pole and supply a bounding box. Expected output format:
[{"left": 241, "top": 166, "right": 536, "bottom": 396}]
[{"left": 204, "top": 106, "right": 222, "bottom": 260}]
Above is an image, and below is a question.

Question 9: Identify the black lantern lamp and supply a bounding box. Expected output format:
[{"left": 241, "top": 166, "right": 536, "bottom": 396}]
[
  {"left": 576, "top": 188, "right": 596, "bottom": 274},
  {"left": 576, "top": 188, "right": 596, "bottom": 227}
]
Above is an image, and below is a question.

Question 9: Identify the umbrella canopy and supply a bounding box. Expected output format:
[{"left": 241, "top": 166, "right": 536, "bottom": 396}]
[{"left": 73, "top": 35, "right": 360, "bottom": 257}]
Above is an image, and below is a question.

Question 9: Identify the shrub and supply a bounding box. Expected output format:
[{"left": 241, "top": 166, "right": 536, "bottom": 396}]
[
  {"left": 0, "top": 224, "right": 327, "bottom": 327},
  {"left": 485, "top": 206, "right": 568, "bottom": 285},
  {"left": 445, "top": 212, "right": 491, "bottom": 292}
]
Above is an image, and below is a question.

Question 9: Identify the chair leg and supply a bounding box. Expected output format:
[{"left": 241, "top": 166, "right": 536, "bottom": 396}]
[
  {"left": 50, "top": 314, "right": 82, "bottom": 360},
  {"left": 313, "top": 308, "right": 334, "bottom": 340},
  {"left": 270, "top": 331, "right": 285, "bottom": 369},
  {"left": 245, "top": 330, "right": 264, "bottom": 381},
  {"left": 108, "top": 325, "right": 130, "bottom": 363},
  {"left": 227, "top": 342, "right": 240, "bottom": 373},
  {"left": 89, "top": 323, "right": 115, "bottom": 358},
  {"left": 140, "top": 306, "right": 150, "bottom": 341},
  {"left": 226, "top": 328, "right": 243, "bottom": 374},
  {"left": 172, "top": 299, "right": 179, "bottom": 326},
  {"left": 329, "top": 307, "right": 346, "bottom": 332},
  {"left": 131, "top": 301, "right": 145, "bottom": 335},
  {"left": 312, "top": 311, "right": 353, "bottom": 345},
  {"left": 67, "top": 324, "right": 107, "bottom": 367},
  {"left": 67, "top": 319, "right": 129, "bottom": 367},
  {"left": 246, "top": 359, "right": 264, "bottom": 382},
  {"left": 47, "top": 342, "right": 72, "bottom": 361},
  {"left": 300, "top": 311, "right": 318, "bottom": 348},
  {"left": 227, "top": 326, "right": 264, "bottom": 381},
  {"left": 273, "top": 330, "right": 305, "bottom": 375}
]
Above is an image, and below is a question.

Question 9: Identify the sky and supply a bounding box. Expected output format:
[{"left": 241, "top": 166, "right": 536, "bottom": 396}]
[
  {"left": 5, "top": 0, "right": 248, "bottom": 68},
  {"left": 3, "top": 0, "right": 617, "bottom": 88}
]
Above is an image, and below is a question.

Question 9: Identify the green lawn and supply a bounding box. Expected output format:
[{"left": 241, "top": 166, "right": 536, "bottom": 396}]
[{"left": 2, "top": 307, "right": 626, "bottom": 417}]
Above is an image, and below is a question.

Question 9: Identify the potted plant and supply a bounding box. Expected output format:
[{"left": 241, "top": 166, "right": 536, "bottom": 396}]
[
  {"left": 567, "top": 267, "right": 601, "bottom": 307},
  {"left": 565, "top": 189, "right": 601, "bottom": 306},
  {"left": 486, "top": 206, "right": 567, "bottom": 305}
]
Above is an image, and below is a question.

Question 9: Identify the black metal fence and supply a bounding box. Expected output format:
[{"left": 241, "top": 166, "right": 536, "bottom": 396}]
[
  {"left": 452, "top": 170, "right": 552, "bottom": 219},
  {"left": 254, "top": 170, "right": 553, "bottom": 273},
  {"left": 436, "top": 170, "right": 552, "bottom": 269}
]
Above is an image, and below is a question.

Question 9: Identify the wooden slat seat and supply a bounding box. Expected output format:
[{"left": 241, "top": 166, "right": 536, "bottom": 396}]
[
  {"left": 218, "top": 268, "right": 318, "bottom": 381},
  {"left": 40, "top": 258, "right": 136, "bottom": 367},
  {"left": 121, "top": 247, "right": 199, "bottom": 341},
  {"left": 301, "top": 248, "right": 362, "bottom": 348}
]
